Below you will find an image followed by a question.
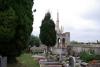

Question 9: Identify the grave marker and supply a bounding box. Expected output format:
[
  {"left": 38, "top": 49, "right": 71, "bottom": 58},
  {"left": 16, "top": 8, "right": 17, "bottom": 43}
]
[
  {"left": 69, "top": 56, "right": 75, "bottom": 67},
  {"left": 0, "top": 56, "right": 7, "bottom": 67}
]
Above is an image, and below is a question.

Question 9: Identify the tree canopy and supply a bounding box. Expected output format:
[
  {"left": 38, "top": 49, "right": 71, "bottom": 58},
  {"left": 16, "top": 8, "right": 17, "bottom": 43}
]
[
  {"left": 39, "top": 12, "right": 56, "bottom": 48},
  {"left": 29, "top": 35, "right": 40, "bottom": 47},
  {"left": 0, "top": 0, "right": 33, "bottom": 63}
]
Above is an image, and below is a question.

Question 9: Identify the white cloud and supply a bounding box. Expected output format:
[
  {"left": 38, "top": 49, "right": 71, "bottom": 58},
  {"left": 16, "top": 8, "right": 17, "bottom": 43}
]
[{"left": 32, "top": 0, "right": 100, "bottom": 42}]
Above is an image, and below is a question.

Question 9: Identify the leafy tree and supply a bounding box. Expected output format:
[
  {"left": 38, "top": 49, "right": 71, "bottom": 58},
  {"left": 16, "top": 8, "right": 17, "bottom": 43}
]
[
  {"left": 70, "top": 41, "right": 79, "bottom": 44},
  {"left": 0, "top": 0, "right": 33, "bottom": 63},
  {"left": 39, "top": 12, "right": 56, "bottom": 56},
  {"left": 29, "top": 35, "right": 40, "bottom": 47}
]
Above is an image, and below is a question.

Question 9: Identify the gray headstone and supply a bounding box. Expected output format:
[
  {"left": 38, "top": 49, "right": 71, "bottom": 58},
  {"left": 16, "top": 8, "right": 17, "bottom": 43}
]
[
  {"left": 0, "top": 56, "right": 2, "bottom": 67},
  {"left": 0, "top": 56, "right": 7, "bottom": 67},
  {"left": 1, "top": 57, "right": 7, "bottom": 67},
  {"left": 69, "top": 56, "right": 75, "bottom": 67}
]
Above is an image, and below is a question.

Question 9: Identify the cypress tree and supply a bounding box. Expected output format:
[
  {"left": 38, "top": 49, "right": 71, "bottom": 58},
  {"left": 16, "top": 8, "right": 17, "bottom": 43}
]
[
  {"left": 0, "top": 0, "right": 34, "bottom": 63},
  {"left": 39, "top": 12, "right": 56, "bottom": 57}
]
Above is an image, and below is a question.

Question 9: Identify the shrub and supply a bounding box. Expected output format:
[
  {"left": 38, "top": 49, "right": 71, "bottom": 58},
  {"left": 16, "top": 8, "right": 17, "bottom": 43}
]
[{"left": 80, "top": 51, "right": 95, "bottom": 62}]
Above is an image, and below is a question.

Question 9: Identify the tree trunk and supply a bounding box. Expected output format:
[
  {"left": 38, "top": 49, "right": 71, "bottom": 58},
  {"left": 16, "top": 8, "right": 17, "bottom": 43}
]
[
  {"left": 7, "top": 56, "right": 17, "bottom": 63},
  {"left": 46, "top": 46, "right": 50, "bottom": 61}
]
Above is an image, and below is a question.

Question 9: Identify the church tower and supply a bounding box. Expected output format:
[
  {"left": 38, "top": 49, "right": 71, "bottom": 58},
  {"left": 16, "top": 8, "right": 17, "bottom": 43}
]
[
  {"left": 55, "top": 12, "right": 60, "bottom": 34},
  {"left": 53, "top": 12, "right": 70, "bottom": 55},
  {"left": 55, "top": 12, "right": 70, "bottom": 48}
]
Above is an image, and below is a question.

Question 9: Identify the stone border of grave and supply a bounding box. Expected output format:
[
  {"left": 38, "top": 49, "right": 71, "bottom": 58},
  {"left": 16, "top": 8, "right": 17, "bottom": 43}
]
[
  {"left": 39, "top": 61, "right": 63, "bottom": 67},
  {"left": 87, "top": 63, "right": 100, "bottom": 67},
  {"left": 32, "top": 55, "right": 46, "bottom": 62}
]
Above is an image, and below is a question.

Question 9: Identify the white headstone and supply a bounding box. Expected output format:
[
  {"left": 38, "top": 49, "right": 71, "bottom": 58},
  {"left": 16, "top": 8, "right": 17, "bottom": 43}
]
[{"left": 69, "top": 56, "right": 76, "bottom": 67}]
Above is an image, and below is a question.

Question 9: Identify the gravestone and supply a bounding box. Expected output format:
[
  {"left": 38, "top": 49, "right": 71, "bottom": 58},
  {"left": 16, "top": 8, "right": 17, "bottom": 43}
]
[
  {"left": 69, "top": 56, "right": 75, "bottom": 67},
  {"left": 0, "top": 56, "right": 1, "bottom": 67},
  {"left": 2, "top": 57, "right": 7, "bottom": 67},
  {"left": 0, "top": 56, "right": 7, "bottom": 67}
]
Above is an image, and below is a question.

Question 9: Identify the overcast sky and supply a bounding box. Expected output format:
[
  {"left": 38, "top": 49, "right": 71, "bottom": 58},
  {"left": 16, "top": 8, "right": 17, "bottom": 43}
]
[{"left": 32, "top": 0, "right": 100, "bottom": 42}]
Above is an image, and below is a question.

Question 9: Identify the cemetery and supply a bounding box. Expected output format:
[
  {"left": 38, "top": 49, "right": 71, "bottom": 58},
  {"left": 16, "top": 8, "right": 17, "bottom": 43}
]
[
  {"left": 1, "top": 1, "right": 100, "bottom": 67},
  {"left": 30, "top": 12, "right": 100, "bottom": 67},
  {"left": 31, "top": 44, "right": 100, "bottom": 67}
]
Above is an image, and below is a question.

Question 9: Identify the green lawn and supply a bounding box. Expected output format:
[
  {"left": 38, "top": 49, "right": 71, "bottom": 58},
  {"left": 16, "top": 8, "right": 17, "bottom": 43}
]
[{"left": 8, "top": 53, "right": 40, "bottom": 67}]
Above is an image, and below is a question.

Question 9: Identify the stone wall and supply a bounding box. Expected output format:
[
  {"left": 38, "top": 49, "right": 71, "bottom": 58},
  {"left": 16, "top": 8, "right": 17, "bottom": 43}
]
[{"left": 87, "top": 63, "right": 100, "bottom": 67}]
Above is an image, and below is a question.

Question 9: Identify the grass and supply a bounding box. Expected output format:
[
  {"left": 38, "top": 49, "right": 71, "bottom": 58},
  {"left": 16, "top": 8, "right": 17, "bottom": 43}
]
[{"left": 8, "top": 53, "right": 40, "bottom": 67}]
